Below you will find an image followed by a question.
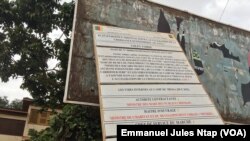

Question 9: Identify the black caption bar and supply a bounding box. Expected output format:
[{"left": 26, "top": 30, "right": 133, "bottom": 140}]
[{"left": 117, "top": 125, "right": 249, "bottom": 141}]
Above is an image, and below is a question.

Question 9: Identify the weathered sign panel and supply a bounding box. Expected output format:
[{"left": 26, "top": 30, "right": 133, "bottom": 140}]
[
  {"left": 96, "top": 47, "right": 198, "bottom": 83},
  {"left": 64, "top": 0, "right": 250, "bottom": 124},
  {"left": 93, "top": 25, "right": 223, "bottom": 140}
]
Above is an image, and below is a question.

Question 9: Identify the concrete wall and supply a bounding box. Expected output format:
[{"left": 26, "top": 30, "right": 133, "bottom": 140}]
[
  {"left": 0, "top": 114, "right": 26, "bottom": 121},
  {"left": 23, "top": 106, "right": 49, "bottom": 137},
  {"left": 0, "top": 134, "right": 23, "bottom": 141},
  {"left": 23, "top": 106, "right": 61, "bottom": 137},
  {"left": 65, "top": 0, "right": 250, "bottom": 123},
  {"left": 23, "top": 124, "right": 48, "bottom": 137}
]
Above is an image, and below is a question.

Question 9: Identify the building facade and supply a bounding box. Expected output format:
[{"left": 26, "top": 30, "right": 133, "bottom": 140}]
[{"left": 0, "top": 98, "right": 59, "bottom": 141}]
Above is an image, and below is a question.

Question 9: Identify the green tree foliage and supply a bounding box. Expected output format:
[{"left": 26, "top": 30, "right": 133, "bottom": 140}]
[
  {"left": 0, "top": 0, "right": 73, "bottom": 108},
  {"left": 0, "top": 0, "right": 101, "bottom": 140},
  {"left": 9, "top": 98, "right": 23, "bottom": 110},
  {"left": 29, "top": 105, "right": 101, "bottom": 141},
  {"left": 0, "top": 96, "right": 22, "bottom": 110},
  {"left": 0, "top": 96, "right": 9, "bottom": 108}
]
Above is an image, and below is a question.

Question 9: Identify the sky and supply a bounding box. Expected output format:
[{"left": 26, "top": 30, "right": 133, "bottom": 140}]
[
  {"left": 0, "top": 0, "right": 249, "bottom": 101},
  {"left": 150, "top": 0, "right": 250, "bottom": 31}
]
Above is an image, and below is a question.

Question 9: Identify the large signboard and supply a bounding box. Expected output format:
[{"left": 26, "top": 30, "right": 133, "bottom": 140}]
[{"left": 93, "top": 25, "right": 224, "bottom": 141}]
